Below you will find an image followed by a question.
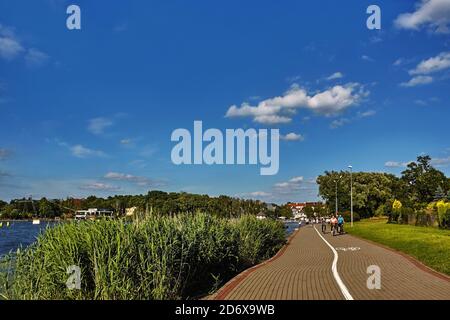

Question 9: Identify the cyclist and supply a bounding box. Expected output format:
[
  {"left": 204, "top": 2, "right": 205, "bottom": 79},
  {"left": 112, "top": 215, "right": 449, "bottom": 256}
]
[
  {"left": 337, "top": 214, "right": 345, "bottom": 234},
  {"left": 330, "top": 215, "right": 338, "bottom": 236},
  {"left": 321, "top": 217, "right": 327, "bottom": 233}
]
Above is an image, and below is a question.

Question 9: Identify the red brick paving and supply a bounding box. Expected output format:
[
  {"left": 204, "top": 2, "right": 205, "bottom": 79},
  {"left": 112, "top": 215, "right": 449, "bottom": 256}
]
[{"left": 213, "top": 225, "right": 450, "bottom": 300}]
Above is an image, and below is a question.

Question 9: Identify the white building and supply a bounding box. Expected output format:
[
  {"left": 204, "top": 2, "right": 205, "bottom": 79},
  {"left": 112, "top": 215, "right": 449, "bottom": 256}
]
[{"left": 75, "top": 208, "right": 114, "bottom": 220}]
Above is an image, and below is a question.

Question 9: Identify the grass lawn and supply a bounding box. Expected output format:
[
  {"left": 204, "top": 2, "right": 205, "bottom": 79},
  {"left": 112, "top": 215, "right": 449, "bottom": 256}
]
[{"left": 346, "top": 218, "right": 450, "bottom": 276}]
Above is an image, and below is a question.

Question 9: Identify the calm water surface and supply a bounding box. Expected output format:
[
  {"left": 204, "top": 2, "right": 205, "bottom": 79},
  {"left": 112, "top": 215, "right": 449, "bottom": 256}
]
[{"left": 0, "top": 221, "right": 56, "bottom": 257}]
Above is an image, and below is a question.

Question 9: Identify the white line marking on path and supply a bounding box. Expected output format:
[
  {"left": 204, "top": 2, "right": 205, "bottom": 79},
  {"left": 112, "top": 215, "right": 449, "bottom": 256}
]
[{"left": 313, "top": 226, "right": 354, "bottom": 300}]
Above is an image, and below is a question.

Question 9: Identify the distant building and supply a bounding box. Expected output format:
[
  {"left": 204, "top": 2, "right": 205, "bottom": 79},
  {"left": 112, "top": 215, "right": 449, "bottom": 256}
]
[
  {"left": 287, "top": 202, "right": 323, "bottom": 220},
  {"left": 75, "top": 208, "right": 114, "bottom": 220},
  {"left": 256, "top": 212, "right": 267, "bottom": 220}
]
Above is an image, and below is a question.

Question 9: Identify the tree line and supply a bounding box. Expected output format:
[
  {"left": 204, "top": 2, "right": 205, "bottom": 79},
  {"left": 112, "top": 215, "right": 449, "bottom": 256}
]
[
  {"left": 317, "top": 155, "right": 450, "bottom": 223},
  {"left": 0, "top": 191, "right": 277, "bottom": 220}
]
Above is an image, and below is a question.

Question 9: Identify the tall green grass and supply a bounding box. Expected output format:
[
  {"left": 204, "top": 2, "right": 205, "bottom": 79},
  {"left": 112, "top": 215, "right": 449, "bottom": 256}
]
[{"left": 0, "top": 213, "right": 285, "bottom": 300}]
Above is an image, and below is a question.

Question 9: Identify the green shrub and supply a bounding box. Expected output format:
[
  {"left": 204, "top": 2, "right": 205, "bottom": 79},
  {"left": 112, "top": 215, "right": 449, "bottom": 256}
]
[
  {"left": 341, "top": 211, "right": 360, "bottom": 223},
  {"left": 0, "top": 213, "right": 285, "bottom": 300},
  {"left": 375, "top": 204, "right": 386, "bottom": 217},
  {"left": 234, "top": 215, "right": 285, "bottom": 267}
]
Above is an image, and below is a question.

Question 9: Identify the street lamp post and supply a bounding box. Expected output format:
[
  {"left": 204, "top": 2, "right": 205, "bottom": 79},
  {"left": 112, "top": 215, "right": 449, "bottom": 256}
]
[
  {"left": 335, "top": 180, "right": 338, "bottom": 215},
  {"left": 348, "top": 165, "right": 353, "bottom": 227}
]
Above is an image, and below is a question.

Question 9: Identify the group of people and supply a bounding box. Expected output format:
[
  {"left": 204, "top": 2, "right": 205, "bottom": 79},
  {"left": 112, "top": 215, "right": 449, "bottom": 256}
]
[{"left": 320, "top": 214, "right": 345, "bottom": 236}]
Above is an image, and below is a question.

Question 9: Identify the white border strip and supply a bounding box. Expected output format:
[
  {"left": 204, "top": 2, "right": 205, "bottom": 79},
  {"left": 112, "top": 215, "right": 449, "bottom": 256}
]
[{"left": 313, "top": 226, "right": 354, "bottom": 300}]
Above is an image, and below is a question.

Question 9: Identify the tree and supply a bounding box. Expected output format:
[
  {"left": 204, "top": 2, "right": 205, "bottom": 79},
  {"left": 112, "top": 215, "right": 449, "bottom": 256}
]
[
  {"left": 274, "top": 204, "right": 292, "bottom": 219},
  {"left": 317, "top": 171, "right": 399, "bottom": 218},
  {"left": 401, "top": 155, "right": 447, "bottom": 205},
  {"left": 0, "top": 200, "right": 7, "bottom": 211},
  {"left": 434, "top": 186, "right": 446, "bottom": 201}
]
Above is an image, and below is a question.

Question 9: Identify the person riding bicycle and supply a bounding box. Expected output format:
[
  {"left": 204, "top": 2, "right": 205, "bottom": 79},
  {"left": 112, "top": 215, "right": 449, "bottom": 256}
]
[
  {"left": 337, "top": 215, "right": 345, "bottom": 234},
  {"left": 330, "top": 215, "right": 338, "bottom": 236},
  {"left": 321, "top": 217, "right": 327, "bottom": 233}
]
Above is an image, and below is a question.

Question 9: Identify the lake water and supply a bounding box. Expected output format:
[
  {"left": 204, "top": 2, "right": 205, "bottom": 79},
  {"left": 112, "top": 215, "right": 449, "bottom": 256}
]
[
  {"left": 0, "top": 221, "right": 56, "bottom": 257},
  {"left": 284, "top": 221, "right": 301, "bottom": 236}
]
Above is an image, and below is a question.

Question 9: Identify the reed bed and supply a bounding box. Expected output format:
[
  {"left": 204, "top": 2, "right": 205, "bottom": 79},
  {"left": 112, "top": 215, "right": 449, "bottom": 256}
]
[{"left": 0, "top": 213, "right": 285, "bottom": 300}]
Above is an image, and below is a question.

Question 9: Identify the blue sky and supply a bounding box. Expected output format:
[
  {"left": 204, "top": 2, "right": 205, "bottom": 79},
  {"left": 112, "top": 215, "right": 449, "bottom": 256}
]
[{"left": 0, "top": 0, "right": 449, "bottom": 203}]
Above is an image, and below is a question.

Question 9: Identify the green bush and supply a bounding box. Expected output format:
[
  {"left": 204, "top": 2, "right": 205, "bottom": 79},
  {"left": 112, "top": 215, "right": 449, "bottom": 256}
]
[
  {"left": 0, "top": 213, "right": 285, "bottom": 300},
  {"left": 234, "top": 215, "right": 286, "bottom": 267},
  {"left": 341, "top": 211, "right": 360, "bottom": 223},
  {"left": 375, "top": 204, "right": 387, "bottom": 217}
]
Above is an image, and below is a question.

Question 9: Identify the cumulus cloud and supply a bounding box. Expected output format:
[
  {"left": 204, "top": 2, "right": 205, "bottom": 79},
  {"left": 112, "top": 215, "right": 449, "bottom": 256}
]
[
  {"left": 120, "top": 138, "right": 132, "bottom": 145},
  {"left": 243, "top": 176, "right": 318, "bottom": 202},
  {"left": 386, "top": 156, "right": 450, "bottom": 168},
  {"left": 280, "top": 132, "right": 304, "bottom": 141},
  {"left": 395, "top": 0, "right": 450, "bottom": 33},
  {"left": 80, "top": 182, "right": 121, "bottom": 192},
  {"left": 248, "top": 191, "right": 271, "bottom": 197},
  {"left": 361, "top": 55, "right": 374, "bottom": 62},
  {"left": 431, "top": 156, "right": 450, "bottom": 166},
  {"left": 400, "top": 75, "right": 433, "bottom": 87},
  {"left": 384, "top": 161, "right": 411, "bottom": 168},
  {"left": 0, "top": 24, "right": 49, "bottom": 65},
  {"left": 330, "top": 118, "right": 351, "bottom": 129},
  {"left": 71, "top": 145, "right": 106, "bottom": 158},
  {"left": 56, "top": 140, "right": 107, "bottom": 158},
  {"left": 326, "top": 72, "right": 344, "bottom": 81},
  {"left": 0, "top": 25, "right": 23, "bottom": 60},
  {"left": 225, "top": 83, "right": 368, "bottom": 124},
  {"left": 104, "top": 172, "right": 162, "bottom": 187},
  {"left": 409, "top": 52, "right": 450, "bottom": 75},
  {"left": 357, "top": 110, "right": 377, "bottom": 118},
  {"left": 25, "top": 48, "right": 49, "bottom": 67},
  {"left": 329, "top": 110, "right": 376, "bottom": 129},
  {"left": 88, "top": 117, "right": 114, "bottom": 135}
]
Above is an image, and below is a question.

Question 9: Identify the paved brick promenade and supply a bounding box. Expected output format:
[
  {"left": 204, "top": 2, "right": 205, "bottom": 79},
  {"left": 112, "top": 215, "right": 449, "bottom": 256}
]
[{"left": 213, "top": 225, "right": 450, "bottom": 300}]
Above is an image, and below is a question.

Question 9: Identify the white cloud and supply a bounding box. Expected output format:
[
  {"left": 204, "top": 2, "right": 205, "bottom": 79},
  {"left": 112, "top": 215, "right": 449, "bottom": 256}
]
[
  {"left": 80, "top": 182, "right": 121, "bottom": 192},
  {"left": 0, "top": 24, "right": 50, "bottom": 65},
  {"left": 25, "top": 48, "right": 49, "bottom": 67},
  {"left": 329, "top": 109, "right": 376, "bottom": 129},
  {"left": 393, "top": 58, "right": 405, "bottom": 66},
  {"left": 248, "top": 191, "right": 271, "bottom": 197},
  {"left": 357, "top": 110, "right": 376, "bottom": 118},
  {"left": 326, "top": 72, "right": 344, "bottom": 80},
  {"left": 281, "top": 132, "right": 304, "bottom": 141},
  {"left": 384, "top": 161, "right": 410, "bottom": 168},
  {"left": 226, "top": 83, "right": 368, "bottom": 124},
  {"left": 254, "top": 115, "right": 292, "bottom": 124},
  {"left": 330, "top": 118, "right": 350, "bottom": 129},
  {"left": 387, "top": 156, "right": 450, "bottom": 168},
  {"left": 71, "top": 144, "right": 106, "bottom": 158},
  {"left": 104, "top": 172, "right": 160, "bottom": 187},
  {"left": 361, "top": 55, "right": 374, "bottom": 62},
  {"left": 88, "top": 117, "right": 114, "bottom": 135},
  {"left": 431, "top": 156, "right": 450, "bottom": 166},
  {"left": 289, "top": 176, "right": 304, "bottom": 183},
  {"left": 395, "top": 0, "right": 450, "bottom": 33},
  {"left": 0, "top": 25, "right": 23, "bottom": 60},
  {"left": 400, "top": 75, "right": 433, "bottom": 87},
  {"left": 409, "top": 52, "right": 450, "bottom": 75},
  {"left": 56, "top": 140, "right": 106, "bottom": 158},
  {"left": 120, "top": 138, "right": 132, "bottom": 145}
]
